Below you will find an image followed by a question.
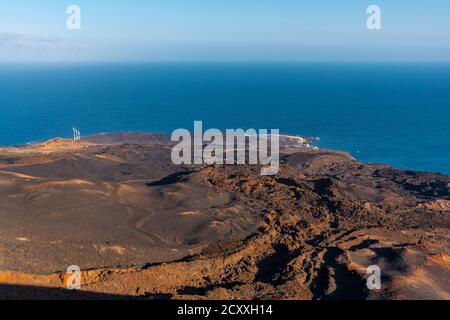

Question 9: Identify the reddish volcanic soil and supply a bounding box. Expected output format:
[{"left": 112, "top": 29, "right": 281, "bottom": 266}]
[{"left": 0, "top": 133, "right": 448, "bottom": 300}]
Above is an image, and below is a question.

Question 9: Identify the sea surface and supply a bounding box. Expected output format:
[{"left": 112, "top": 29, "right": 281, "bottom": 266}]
[{"left": 0, "top": 62, "right": 449, "bottom": 175}]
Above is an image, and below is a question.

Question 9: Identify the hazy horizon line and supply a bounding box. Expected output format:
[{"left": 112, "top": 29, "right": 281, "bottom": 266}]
[{"left": 2, "top": 59, "right": 450, "bottom": 64}]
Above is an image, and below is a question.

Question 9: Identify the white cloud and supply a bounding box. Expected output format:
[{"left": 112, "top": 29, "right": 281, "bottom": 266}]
[
  {"left": 0, "top": 33, "right": 90, "bottom": 61},
  {"left": 0, "top": 33, "right": 62, "bottom": 49}
]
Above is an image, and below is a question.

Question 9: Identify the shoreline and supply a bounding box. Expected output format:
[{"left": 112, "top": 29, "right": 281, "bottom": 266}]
[{"left": 1, "top": 131, "right": 448, "bottom": 177}]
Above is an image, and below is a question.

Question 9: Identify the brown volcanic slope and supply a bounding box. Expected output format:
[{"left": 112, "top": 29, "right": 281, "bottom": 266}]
[{"left": 0, "top": 133, "right": 449, "bottom": 300}]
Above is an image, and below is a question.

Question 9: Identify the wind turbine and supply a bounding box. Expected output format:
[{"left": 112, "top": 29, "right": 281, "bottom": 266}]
[{"left": 73, "top": 126, "right": 81, "bottom": 141}]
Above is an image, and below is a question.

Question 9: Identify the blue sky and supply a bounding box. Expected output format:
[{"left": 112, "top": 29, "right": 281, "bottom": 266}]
[{"left": 0, "top": 0, "right": 449, "bottom": 61}]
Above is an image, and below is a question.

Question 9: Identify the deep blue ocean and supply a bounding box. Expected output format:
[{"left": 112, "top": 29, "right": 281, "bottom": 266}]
[{"left": 0, "top": 63, "right": 449, "bottom": 175}]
